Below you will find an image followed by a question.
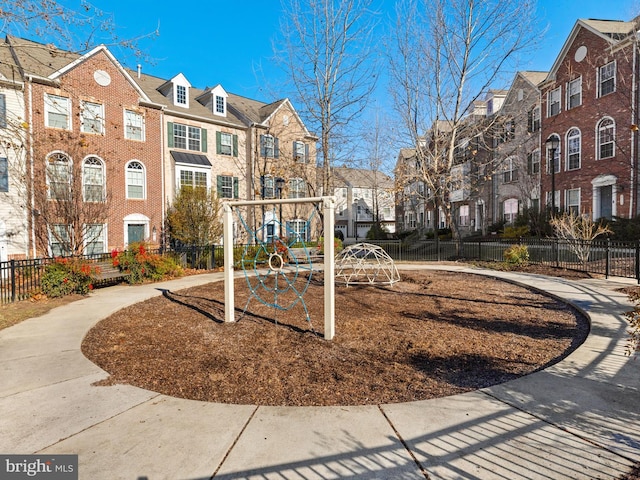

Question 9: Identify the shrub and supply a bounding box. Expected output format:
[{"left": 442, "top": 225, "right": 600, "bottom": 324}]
[
  {"left": 317, "top": 236, "right": 343, "bottom": 254},
  {"left": 113, "top": 243, "right": 183, "bottom": 284},
  {"left": 502, "top": 225, "right": 529, "bottom": 239},
  {"left": 503, "top": 244, "right": 529, "bottom": 265},
  {"left": 41, "top": 257, "right": 99, "bottom": 297}
]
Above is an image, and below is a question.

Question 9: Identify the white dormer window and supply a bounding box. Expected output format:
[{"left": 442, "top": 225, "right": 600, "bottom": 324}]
[
  {"left": 211, "top": 85, "right": 227, "bottom": 117},
  {"left": 176, "top": 85, "right": 187, "bottom": 106},
  {"left": 215, "top": 95, "right": 225, "bottom": 115},
  {"left": 161, "top": 73, "right": 191, "bottom": 108}
]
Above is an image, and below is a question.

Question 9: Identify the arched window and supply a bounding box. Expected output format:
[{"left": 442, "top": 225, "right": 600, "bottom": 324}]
[
  {"left": 566, "top": 128, "right": 581, "bottom": 170},
  {"left": 597, "top": 118, "right": 615, "bottom": 159},
  {"left": 126, "top": 161, "right": 145, "bottom": 199},
  {"left": 46, "top": 152, "right": 71, "bottom": 200},
  {"left": 83, "top": 156, "right": 105, "bottom": 202}
]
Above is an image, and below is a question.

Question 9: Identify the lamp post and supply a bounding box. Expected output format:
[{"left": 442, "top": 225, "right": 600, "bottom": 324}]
[
  {"left": 276, "top": 177, "right": 285, "bottom": 238},
  {"left": 353, "top": 200, "right": 359, "bottom": 242},
  {"left": 546, "top": 136, "right": 559, "bottom": 216}
]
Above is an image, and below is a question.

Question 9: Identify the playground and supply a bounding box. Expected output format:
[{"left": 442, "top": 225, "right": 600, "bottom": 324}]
[{"left": 82, "top": 268, "right": 588, "bottom": 406}]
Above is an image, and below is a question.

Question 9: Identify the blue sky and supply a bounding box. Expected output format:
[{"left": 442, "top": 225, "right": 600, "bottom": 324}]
[{"left": 46, "top": 0, "right": 635, "bottom": 103}]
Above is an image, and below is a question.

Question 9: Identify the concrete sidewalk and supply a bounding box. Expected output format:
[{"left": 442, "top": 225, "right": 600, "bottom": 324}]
[{"left": 1, "top": 265, "right": 640, "bottom": 479}]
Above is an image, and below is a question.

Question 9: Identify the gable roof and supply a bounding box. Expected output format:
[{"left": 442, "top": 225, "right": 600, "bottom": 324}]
[
  {"left": 6, "top": 35, "right": 80, "bottom": 79},
  {"left": 228, "top": 94, "right": 315, "bottom": 138},
  {"left": 333, "top": 166, "right": 394, "bottom": 190},
  {"left": 519, "top": 71, "right": 548, "bottom": 88},
  {"left": 546, "top": 18, "right": 638, "bottom": 80},
  {"left": 6, "top": 36, "right": 153, "bottom": 103}
]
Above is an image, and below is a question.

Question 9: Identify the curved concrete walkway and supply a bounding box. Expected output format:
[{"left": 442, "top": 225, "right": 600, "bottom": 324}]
[{"left": 1, "top": 265, "right": 640, "bottom": 480}]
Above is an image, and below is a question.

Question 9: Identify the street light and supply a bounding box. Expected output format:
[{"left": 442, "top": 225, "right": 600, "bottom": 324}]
[
  {"left": 545, "top": 135, "right": 559, "bottom": 216},
  {"left": 353, "top": 200, "right": 359, "bottom": 242}
]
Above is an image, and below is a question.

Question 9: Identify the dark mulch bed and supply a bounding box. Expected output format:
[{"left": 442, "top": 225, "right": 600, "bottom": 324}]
[{"left": 82, "top": 269, "right": 589, "bottom": 406}]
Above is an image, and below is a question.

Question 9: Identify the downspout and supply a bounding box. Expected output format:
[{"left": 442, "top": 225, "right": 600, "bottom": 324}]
[
  {"left": 160, "top": 107, "right": 165, "bottom": 247},
  {"left": 632, "top": 39, "right": 639, "bottom": 217},
  {"left": 27, "top": 76, "right": 36, "bottom": 258}
]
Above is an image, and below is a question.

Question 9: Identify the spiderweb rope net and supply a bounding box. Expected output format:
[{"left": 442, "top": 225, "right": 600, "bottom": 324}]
[{"left": 235, "top": 206, "right": 318, "bottom": 328}]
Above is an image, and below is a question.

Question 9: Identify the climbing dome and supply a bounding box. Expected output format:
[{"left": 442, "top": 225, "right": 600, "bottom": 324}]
[{"left": 335, "top": 243, "right": 401, "bottom": 286}]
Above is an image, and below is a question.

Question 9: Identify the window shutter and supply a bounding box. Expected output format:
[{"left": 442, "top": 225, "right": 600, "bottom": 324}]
[
  {"left": 0, "top": 157, "right": 8, "bottom": 192},
  {"left": 216, "top": 131, "right": 222, "bottom": 154},
  {"left": 201, "top": 128, "right": 207, "bottom": 152},
  {"left": 260, "top": 175, "right": 265, "bottom": 198},
  {"left": 216, "top": 175, "right": 223, "bottom": 197},
  {"left": 305, "top": 144, "right": 309, "bottom": 163},
  {"left": 0, "top": 94, "right": 6, "bottom": 129},
  {"left": 527, "top": 153, "right": 532, "bottom": 174},
  {"left": 527, "top": 110, "right": 532, "bottom": 133},
  {"left": 260, "top": 135, "right": 266, "bottom": 156},
  {"left": 233, "top": 177, "right": 239, "bottom": 198},
  {"left": 167, "top": 122, "right": 174, "bottom": 148},
  {"left": 274, "top": 138, "right": 279, "bottom": 158},
  {"left": 233, "top": 134, "right": 238, "bottom": 157}
]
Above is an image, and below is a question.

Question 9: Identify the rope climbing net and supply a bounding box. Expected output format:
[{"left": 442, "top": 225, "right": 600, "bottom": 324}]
[{"left": 223, "top": 196, "right": 337, "bottom": 340}]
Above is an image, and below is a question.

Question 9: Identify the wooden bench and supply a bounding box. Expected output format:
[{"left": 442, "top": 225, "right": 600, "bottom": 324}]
[{"left": 93, "top": 260, "right": 130, "bottom": 285}]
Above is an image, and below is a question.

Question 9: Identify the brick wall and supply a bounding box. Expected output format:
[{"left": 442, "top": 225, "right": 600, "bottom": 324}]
[{"left": 540, "top": 26, "right": 636, "bottom": 219}]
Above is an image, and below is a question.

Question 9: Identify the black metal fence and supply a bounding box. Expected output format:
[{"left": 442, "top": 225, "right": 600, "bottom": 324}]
[{"left": 1, "top": 239, "right": 638, "bottom": 305}]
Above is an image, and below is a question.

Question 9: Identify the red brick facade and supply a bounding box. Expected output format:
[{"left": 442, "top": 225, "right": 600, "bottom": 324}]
[
  {"left": 26, "top": 48, "right": 163, "bottom": 255},
  {"left": 540, "top": 24, "right": 638, "bottom": 219}
]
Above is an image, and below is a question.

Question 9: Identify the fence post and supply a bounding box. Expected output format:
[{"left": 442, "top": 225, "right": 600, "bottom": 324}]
[
  {"left": 10, "top": 259, "right": 16, "bottom": 303},
  {"left": 605, "top": 238, "right": 611, "bottom": 279},
  {"left": 554, "top": 238, "right": 559, "bottom": 267}
]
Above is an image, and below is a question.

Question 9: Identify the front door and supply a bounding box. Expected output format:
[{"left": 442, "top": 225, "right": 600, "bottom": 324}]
[
  {"left": 599, "top": 185, "right": 613, "bottom": 219},
  {"left": 128, "top": 224, "right": 145, "bottom": 244}
]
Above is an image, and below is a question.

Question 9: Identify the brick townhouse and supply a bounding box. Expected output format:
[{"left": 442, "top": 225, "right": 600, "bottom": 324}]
[
  {"left": 0, "top": 35, "right": 318, "bottom": 258},
  {"left": 540, "top": 18, "right": 640, "bottom": 221},
  {"left": 491, "top": 71, "right": 547, "bottom": 229},
  {"left": 6, "top": 35, "right": 164, "bottom": 257},
  {"left": 396, "top": 16, "right": 640, "bottom": 236}
]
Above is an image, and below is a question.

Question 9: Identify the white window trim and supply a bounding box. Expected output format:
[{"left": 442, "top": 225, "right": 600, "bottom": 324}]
[
  {"left": 82, "top": 155, "right": 106, "bottom": 202},
  {"left": 124, "top": 109, "right": 145, "bottom": 141},
  {"left": 125, "top": 160, "right": 146, "bottom": 200},
  {"left": 597, "top": 117, "right": 616, "bottom": 160},
  {"left": 598, "top": 61, "right": 616, "bottom": 98},
  {"left": 44, "top": 93, "right": 71, "bottom": 130},
  {"left": 567, "top": 77, "right": 582, "bottom": 110},
  {"left": 547, "top": 87, "right": 561, "bottom": 117},
  {"left": 83, "top": 223, "right": 107, "bottom": 255},
  {"left": 46, "top": 151, "right": 72, "bottom": 200},
  {"left": 81, "top": 101, "right": 104, "bottom": 134},
  {"left": 174, "top": 83, "right": 189, "bottom": 108},
  {"left": 176, "top": 164, "right": 211, "bottom": 190},
  {"left": 220, "top": 132, "right": 233, "bottom": 155},
  {"left": 565, "top": 188, "right": 581, "bottom": 215},
  {"left": 566, "top": 128, "right": 581, "bottom": 171}
]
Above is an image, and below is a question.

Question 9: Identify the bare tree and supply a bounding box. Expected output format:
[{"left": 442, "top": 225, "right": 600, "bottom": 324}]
[
  {"left": 550, "top": 212, "right": 611, "bottom": 266},
  {"left": 0, "top": 0, "right": 158, "bottom": 58},
  {"left": 389, "top": 0, "right": 537, "bottom": 237},
  {"left": 31, "top": 131, "right": 114, "bottom": 256},
  {"left": 275, "top": 0, "right": 380, "bottom": 195}
]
